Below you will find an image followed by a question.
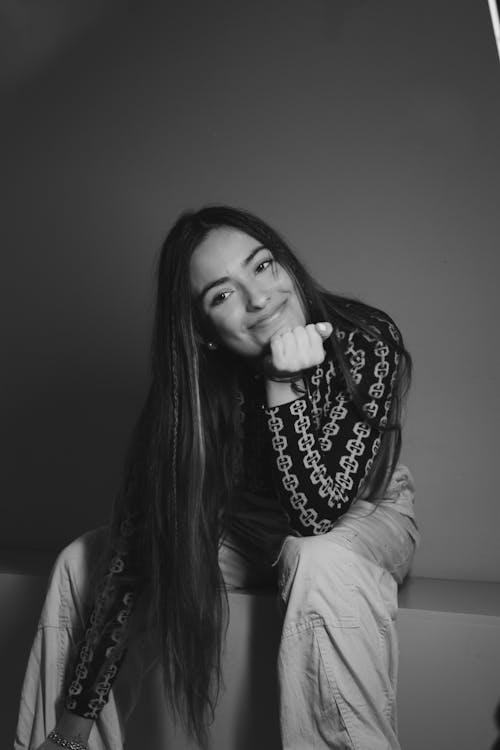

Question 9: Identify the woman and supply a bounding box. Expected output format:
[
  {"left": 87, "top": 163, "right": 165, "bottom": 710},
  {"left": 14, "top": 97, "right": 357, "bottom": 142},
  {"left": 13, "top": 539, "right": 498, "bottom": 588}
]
[{"left": 17, "top": 205, "right": 419, "bottom": 750}]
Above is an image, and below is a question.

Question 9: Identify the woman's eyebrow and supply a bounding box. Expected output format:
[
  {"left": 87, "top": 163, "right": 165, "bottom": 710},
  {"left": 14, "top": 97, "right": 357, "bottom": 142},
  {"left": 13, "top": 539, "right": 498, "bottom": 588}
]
[{"left": 198, "top": 245, "right": 267, "bottom": 302}]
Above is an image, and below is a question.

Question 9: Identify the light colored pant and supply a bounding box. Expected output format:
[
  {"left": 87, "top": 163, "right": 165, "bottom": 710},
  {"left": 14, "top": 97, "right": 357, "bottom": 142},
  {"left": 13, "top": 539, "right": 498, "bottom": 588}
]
[
  {"left": 15, "top": 465, "right": 419, "bottom": 750},
  {"left": 275, "top": 466, "right": 419, "bottom": 750}
]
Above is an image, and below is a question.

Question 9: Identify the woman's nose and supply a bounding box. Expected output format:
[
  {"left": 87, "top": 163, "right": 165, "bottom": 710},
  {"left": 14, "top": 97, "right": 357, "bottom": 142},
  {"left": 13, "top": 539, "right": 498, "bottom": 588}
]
[{"left": 245, "top": 284, "right": 270, "bottom": 310}]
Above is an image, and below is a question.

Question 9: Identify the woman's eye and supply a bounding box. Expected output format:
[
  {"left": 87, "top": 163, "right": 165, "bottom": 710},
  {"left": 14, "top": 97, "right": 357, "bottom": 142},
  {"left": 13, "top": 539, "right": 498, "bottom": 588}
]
[
  {"left": 255, "top": 258, "right": 274, "bottom": 274},
  {"left": 211, "top": 290, "right": 232, "bottom": 307}
]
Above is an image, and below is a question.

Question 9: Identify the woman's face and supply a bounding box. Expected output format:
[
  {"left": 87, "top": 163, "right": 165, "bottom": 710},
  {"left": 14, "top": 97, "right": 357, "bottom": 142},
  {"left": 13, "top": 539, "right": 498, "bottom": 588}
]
[{"left": 190, "top": 227, "right": 307, "bottom": 358}]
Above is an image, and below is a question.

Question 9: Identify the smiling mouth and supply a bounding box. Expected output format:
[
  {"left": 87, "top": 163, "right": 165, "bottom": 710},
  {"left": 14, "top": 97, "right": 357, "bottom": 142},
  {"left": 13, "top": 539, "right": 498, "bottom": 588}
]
[{"left": 250, "top": 301, "right": 286, "bottom": 330}]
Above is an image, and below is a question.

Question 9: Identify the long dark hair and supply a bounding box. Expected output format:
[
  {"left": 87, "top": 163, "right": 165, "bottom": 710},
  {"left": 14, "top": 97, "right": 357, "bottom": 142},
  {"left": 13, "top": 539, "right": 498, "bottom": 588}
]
[{"left": 112, "top": 205, "right": 411, "bottom": 747}]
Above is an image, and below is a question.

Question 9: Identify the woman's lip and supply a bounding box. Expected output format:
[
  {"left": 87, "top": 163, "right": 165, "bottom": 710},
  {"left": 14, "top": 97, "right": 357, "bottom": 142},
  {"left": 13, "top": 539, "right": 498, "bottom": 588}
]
[{"left": 250, "top": 301, "right": 286, "bottom": 330}]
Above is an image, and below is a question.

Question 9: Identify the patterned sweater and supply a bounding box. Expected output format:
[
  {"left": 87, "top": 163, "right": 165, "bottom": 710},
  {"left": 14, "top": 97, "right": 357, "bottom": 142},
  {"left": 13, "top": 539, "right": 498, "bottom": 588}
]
[{"left": 64, "top": 311, "right": 401, "bottom": 718}]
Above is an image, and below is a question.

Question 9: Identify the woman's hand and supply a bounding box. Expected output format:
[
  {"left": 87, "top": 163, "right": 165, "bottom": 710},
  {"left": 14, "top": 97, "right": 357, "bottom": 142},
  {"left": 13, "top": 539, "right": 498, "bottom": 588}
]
[
  {"left": 269, "top": 322, "right": 333, "bottom": 375},
  {"left": 265, "top": 322, "right": 333, "bottom": 408}
]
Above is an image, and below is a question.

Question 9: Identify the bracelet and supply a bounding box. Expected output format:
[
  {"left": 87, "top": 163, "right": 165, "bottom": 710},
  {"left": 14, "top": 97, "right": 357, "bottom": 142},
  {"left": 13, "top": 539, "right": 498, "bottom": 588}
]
[
  {"left": 47, "top": 730, "right": 89, "bottom": 750},
  {"left": 260, "top": 354, "right": 304, "bottom": 383}
]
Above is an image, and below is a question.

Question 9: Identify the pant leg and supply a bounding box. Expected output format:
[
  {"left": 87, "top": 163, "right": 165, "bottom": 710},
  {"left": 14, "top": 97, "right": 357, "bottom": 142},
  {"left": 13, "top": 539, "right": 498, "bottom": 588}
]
[
  {"left": 15, "top": 521, "right": 272, "bottom": 750},
  {"left": 14, "top": 527, "right": 134, "bottom": 750},
  {"left": 277, "top": 464, "right": 419, "bottom": 750}
]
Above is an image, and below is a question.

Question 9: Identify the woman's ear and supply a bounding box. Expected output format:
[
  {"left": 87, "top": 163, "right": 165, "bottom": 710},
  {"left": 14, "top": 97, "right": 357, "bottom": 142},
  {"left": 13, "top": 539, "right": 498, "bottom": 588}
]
[{"left": 193, "top": 307, "right": 218, "bottom": 350}]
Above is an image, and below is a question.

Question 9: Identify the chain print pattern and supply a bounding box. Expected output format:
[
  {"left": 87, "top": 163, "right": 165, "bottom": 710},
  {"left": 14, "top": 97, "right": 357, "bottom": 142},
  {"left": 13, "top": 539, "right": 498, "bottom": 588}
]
[
  {"left": 309, "top": 364, "right": 324, "bottom": 431},
  {"left": 265, "top": 316, "right": 401, "bottom": 535},
  {"left": 63, "top": 312, "right": 403, "bottom": 717},
  {"left": 267, "top": 405, "right": 336, "bottom": 534},
  {"left": 65, "top": 516, "right": 138, "bottom": 717}
]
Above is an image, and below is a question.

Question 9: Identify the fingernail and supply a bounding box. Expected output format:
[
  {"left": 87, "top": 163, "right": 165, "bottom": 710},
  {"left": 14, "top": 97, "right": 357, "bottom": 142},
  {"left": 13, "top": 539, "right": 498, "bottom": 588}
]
[{"left": 316, "top": 322, "right": 327, "bottom": 332}]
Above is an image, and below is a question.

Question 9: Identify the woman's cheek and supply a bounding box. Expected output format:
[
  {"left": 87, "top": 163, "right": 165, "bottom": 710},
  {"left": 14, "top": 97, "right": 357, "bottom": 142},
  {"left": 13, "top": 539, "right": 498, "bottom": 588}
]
[{"left": 212, "top": 314, "right": 240, "bottom": 345}]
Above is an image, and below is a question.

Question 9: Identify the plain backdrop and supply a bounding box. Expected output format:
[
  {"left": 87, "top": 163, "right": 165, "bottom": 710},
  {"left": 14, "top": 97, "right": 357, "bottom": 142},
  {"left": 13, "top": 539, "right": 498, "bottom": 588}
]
[{"left": 1, "top": 0, "right": 499, "bottom": 581}]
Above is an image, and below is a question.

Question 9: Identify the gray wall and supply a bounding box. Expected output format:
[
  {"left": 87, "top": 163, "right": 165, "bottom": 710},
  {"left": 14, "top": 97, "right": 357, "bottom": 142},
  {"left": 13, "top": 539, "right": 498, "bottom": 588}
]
[{"left": 2, "top": 0, "right": 499, "bottom": 581}]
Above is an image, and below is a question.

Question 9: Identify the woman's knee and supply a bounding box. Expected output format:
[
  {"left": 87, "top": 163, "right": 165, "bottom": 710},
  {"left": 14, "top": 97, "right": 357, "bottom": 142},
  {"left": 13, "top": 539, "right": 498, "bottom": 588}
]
[
  {"left": 278, "top": 535, "right": 354, "bottom": 599},
  {"left": 40, "top": 527, "right": 108, "bottom": 628},
  {"left": 279, "top": 533, "right": 350, "bottom": 578},
  {"left": 278, "top": 535, "right": 361, "bottom": 626}
]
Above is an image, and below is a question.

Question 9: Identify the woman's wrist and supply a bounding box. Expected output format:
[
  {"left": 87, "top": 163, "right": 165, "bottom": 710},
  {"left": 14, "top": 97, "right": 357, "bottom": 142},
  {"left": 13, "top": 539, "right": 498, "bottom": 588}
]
[
  {"left": 50, "top": 711, "right": 93, "bottom": 746},
  {"left": 261, "top": 353, "right": 304, "bottom": 384},
  {"left": 47, "top": 730, "right": 88, "bottom": 750}
]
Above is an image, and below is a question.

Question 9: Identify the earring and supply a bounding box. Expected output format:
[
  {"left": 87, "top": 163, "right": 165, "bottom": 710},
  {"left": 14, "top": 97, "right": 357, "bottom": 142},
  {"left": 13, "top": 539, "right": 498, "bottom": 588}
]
[{"left": 207, "top": 341, "right": 218, "bottom": 351}]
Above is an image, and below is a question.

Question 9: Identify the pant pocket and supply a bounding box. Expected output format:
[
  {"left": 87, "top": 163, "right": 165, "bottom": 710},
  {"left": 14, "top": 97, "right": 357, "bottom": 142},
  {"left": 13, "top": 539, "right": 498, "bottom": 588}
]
[{"left": 279, "top": 618, "right": 357, "bottom": 750}]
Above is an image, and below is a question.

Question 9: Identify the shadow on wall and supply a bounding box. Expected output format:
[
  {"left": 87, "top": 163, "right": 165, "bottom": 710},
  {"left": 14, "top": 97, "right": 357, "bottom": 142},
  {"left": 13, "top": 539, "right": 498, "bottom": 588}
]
[
  {"left": 232, "top": 594, "right": 281, "bottom": 749},
  {"left": 0, "top": 0, "right": 132, "bottom": 92},
  {"left": 2, "top": 377, "right": 145, "bottom": 555},
  {"left": 491, "top": 701, "right": 500, "bottom": 750}
]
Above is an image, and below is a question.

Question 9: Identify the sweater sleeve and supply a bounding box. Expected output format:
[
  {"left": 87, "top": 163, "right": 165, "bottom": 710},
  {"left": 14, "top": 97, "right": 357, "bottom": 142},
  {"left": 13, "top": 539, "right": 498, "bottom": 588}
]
[
  {"left": 64, "top": 503, "right": 143, "bottom": 719},
  {"left": 263, "top": 314, "right": 401, "bottom": 536}
]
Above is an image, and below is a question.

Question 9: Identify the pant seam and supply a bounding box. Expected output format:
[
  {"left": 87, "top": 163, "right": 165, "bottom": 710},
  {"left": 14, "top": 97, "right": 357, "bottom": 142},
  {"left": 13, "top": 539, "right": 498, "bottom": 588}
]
[
  {"left": 313, "top": 624, "right": 360, "bottom": 749},
  {"left": 378, "top": 614, "right": 396, "bottom": 724}
]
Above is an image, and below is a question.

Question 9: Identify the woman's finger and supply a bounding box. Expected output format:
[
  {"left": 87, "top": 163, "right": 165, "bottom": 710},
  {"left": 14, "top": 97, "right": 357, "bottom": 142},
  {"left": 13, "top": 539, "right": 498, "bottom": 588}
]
[
  {"left": 315, "top": 321, "right": 333, "bottom": 340},
  {"left": 269, "top": 322, "right": 331, "bottom": 373},
  {"left": 270, "top": 334, "right": 286, "bottom": 370},
  {"left": 293, "top": 325, "right": 310, "bottom": 360},
  {"left": 304, "top": 324, "right": 326, "bottom": 365}
]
